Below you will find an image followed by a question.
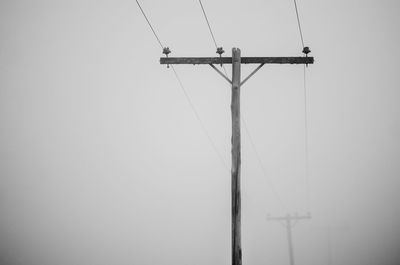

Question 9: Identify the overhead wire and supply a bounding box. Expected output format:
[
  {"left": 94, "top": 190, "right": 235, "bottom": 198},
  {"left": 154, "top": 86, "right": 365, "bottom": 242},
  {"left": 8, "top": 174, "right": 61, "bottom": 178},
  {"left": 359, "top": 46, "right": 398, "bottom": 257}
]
[
  {"left": 171, "top": 65, "right": 230, "bottom": 172},
  {"left": 293, "top": 0, "right": 305, "bottom": 48},
  {"left": 292, "top": 0, "right": 312, "bottom": 211},
  {"left": 198, "top": 0, "right": 218, "bottom": 50},
  {"left": 135, "top": 0, "right": 163, "bottom": 49},
  {"left": 135, "top": 0, "right": 229, "bottom": 172},
  {"left": 242, "top": 119, "right": 289, "bottom": 212},
  {"left": 303, "top": 64, "right": 311, "bottom": 211},
  {"left": 197, "top": 0, "right": 229, "bottom": 77}
]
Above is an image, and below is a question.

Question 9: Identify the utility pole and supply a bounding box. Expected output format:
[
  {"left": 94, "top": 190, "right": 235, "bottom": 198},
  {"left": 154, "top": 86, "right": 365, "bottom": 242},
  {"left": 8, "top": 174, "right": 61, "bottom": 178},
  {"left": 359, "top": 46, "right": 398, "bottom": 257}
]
[
  {"left": 161, "top": 48, "right": 314, "bottom": 265},
  {"left": 267, "top": 213, "right": 311, "bottom": 265}
]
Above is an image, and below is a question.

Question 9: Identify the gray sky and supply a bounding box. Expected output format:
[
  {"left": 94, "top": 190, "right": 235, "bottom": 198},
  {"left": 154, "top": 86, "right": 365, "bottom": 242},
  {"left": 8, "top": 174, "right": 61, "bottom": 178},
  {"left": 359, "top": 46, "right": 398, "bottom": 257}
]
[{"left": 1, "top": 0, "right": 400, "bottom": 265}]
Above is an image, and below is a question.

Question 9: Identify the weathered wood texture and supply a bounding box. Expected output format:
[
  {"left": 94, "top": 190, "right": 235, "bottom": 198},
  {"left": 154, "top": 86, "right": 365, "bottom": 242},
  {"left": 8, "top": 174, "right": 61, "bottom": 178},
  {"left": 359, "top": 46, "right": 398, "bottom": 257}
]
[
  {"left": 231, "top": 48, "right": 242, "bottom": 265},
  {"left": 160, "top": 56, "right": 313, "bottom": 65}
]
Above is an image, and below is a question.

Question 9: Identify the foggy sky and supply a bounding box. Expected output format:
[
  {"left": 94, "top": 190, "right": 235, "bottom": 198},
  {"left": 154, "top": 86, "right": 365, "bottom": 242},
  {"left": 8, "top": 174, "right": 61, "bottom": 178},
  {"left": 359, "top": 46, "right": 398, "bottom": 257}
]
[{"left": 1, "top": 0, "right": 400, "bottom": 265}]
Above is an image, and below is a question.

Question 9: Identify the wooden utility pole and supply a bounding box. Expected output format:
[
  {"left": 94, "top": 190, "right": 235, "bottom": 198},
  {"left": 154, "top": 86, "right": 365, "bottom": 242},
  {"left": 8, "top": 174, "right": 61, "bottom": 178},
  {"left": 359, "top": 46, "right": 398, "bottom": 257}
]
[
  {"left": 267, "top": 213, "right": 311, "bottom": 265},
  {"left": 231, "top": 48, "right": 241, "bottom": 265},
  {"left": 161, "top": 48, "right": 313, "bottom": 265}
]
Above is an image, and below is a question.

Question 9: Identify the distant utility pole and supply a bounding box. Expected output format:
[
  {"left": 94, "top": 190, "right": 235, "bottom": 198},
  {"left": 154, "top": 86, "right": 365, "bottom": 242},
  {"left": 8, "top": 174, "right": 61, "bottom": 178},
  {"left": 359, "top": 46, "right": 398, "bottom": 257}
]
[
  {"left": 267, "top": 213, "right": 311, "bottom": 265},
  {"left": 161, "top": 48, "right": 313, "bottom": 265}
]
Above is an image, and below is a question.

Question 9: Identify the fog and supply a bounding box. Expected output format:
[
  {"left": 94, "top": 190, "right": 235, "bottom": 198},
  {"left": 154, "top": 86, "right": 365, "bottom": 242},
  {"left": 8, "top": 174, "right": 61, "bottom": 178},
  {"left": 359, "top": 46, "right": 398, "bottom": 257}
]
[{"left": 1, "top": 0, "right": 400, "bottom": 265}]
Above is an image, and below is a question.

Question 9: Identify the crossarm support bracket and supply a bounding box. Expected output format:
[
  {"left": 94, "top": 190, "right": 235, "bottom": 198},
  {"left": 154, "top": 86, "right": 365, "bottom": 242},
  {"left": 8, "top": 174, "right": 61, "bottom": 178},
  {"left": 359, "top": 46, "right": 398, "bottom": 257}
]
[
  {"left": 240, "top": 63, "right": 265, "bottom": 87},
  {"left": 209, "top": 64, "right": 232, "bottom": 84}
]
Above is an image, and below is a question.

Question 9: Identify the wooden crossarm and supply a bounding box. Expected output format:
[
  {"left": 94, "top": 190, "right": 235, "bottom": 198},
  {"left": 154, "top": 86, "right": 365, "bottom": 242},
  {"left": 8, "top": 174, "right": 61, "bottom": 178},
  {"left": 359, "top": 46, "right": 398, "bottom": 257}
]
[{"left": 160, "top": 56, "right": 314, "bottom": 65}]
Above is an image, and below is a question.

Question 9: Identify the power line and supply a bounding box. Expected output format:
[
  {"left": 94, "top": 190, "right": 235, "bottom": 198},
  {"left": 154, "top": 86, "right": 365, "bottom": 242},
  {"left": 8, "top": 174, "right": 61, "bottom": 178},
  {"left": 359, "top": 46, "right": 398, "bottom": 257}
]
[
  {"left": 171, "top": 66, "right": 230, "bottom": 172},
  {"left": 198, "top": 0, "right": 218, "bottom": 49},
  {"left": 135, "top": 0, "right": 164, "bottom": 49},
  {"left": 242, "top": 118, "right": 289, "bottom": 212},
  {"left": 197, "top": 0, "right": 229, "bottom": 77},
  {"left": 303, "top": 64, "right": 311, "bottom": 211},
  {"left": 292, "top": 0, "right": 312, "bottom": 211},
  {"left": 293, "top": 0, "right": 305, "bottom": 48},
  {"left": 135, "top": 1, "right": 229, "bottom": 172}
]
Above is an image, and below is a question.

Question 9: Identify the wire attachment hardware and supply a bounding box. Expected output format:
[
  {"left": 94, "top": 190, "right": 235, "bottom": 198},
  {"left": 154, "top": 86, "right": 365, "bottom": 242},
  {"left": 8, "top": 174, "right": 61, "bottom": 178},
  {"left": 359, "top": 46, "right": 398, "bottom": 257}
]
[
  {"left": 163, "top": 47, "right": 171, "bottom": 68},
  {"left": 302, "top": 46, "right": 311, "bottom": 67},
  {"left": 216, "top": 47, "right": 225, "bottom": 67}
]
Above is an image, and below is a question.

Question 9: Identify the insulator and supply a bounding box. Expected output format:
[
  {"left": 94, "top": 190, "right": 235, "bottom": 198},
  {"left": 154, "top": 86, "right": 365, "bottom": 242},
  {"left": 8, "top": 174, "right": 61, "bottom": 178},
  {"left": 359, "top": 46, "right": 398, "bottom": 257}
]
[
  {"left": 302, "top": 46, "right": 311, "bottom": 55},
  {"left": 216, "top": 47, "right": 225, "bottom": 55},
  {"left": 163, "top": 47, "right": 171, "bottom": 55}
]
